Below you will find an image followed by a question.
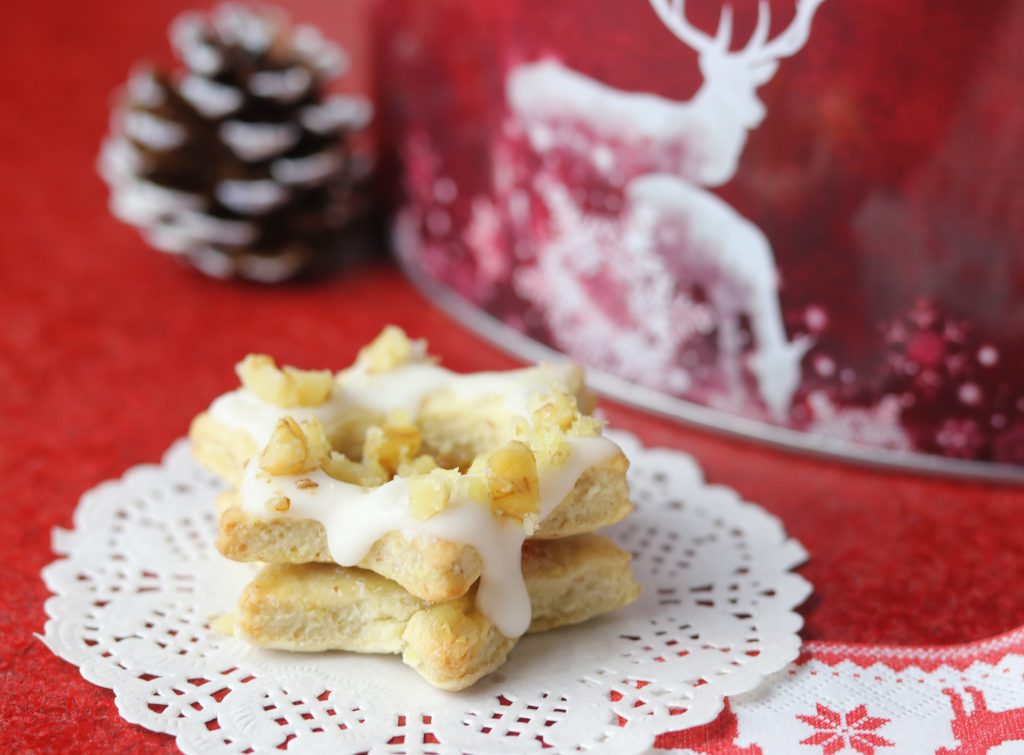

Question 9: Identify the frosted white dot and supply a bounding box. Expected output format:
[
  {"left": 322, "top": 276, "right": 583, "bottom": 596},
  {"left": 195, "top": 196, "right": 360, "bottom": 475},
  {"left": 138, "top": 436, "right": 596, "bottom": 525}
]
[
  {"left": 813, "top": 354, "right": 835, "bottom": 377},
  {"left": 805, "top": 305, "right": 828, "bottom": 332},
  {"left": 977, "top": 345, "right": 999, "bottom": 367},
  {"left": 958, "top": 382, "right": 982, "bottom": 406}
]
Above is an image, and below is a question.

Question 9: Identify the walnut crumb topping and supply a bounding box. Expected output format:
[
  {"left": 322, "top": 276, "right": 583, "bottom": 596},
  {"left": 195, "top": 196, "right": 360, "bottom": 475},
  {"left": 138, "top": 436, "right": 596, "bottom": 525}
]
[
  {"left": 482, "top": 440, "right": 541, "bottom": 520},
  {"left": 236, "top": 353, "right": 333, "bottom": 407},
  {"left": 259, "top": 416, "right": 331, "bottom": 475},
  {"left": 266, "top": 495, "right": 291, "bottom": 512},
  {"left": 357, "top": 326, "right": 430, "bottom": 373},
  {"left": 521, "top": 388, "right": 604, "bottom": 467},
  {"left": 407, "top": 469, "right": 458, "bottom": 520}
]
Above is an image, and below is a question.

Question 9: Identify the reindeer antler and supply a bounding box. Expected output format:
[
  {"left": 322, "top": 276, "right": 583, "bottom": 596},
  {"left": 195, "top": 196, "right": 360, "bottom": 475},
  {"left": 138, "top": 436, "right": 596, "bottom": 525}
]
[
  {"left": 649, "top": 0, "right": 734, "bottom": 55},
  {"left": 649, "top": 0, "right": 826, "bottom": 64},
  {"left": 744, "top": 0, "right": 826, "bottom": 62}
]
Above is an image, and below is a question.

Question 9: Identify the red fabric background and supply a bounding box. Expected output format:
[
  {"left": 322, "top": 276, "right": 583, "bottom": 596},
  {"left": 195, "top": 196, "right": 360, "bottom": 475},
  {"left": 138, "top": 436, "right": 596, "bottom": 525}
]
[{"left": 1, "top": 1, "right": 1022, "bottom": 752}]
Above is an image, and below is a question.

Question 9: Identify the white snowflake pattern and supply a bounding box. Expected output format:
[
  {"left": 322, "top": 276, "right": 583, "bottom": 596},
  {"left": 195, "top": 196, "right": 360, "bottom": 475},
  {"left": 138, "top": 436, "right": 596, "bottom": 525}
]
[{"left": 805, "top": 392, "right": 913, "bottom": 450}]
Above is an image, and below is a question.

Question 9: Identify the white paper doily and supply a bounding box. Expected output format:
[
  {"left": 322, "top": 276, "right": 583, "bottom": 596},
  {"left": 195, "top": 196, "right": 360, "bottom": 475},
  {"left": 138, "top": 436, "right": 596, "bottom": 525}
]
[{"left": 41, "top": 430, "right": 811, "bottom": 754}]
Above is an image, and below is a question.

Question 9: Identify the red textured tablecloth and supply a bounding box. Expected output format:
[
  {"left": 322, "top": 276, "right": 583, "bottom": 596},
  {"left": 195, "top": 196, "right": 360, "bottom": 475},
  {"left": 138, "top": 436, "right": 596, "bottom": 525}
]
[{"left": 2, "top": 1, "right": 1023, "bottom": 752}]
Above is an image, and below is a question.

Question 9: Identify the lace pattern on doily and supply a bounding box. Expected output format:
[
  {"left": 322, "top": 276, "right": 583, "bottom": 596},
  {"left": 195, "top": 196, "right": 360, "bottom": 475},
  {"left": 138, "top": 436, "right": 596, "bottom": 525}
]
[{"left": 41, "top": 430, "right": 811, "bottom": 754}]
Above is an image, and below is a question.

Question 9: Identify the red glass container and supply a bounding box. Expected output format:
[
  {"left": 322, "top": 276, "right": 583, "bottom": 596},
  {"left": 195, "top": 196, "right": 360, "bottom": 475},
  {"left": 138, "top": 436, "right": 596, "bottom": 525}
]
[{"left": 375, "top": 0, "right": 1024, "bottom": 476}]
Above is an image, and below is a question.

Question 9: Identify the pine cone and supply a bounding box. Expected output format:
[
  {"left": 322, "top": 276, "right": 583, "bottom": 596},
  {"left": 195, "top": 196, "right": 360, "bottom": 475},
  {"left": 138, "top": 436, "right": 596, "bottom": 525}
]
[{"left": 100, "top": 4, "right": 373, "bottom": 282}]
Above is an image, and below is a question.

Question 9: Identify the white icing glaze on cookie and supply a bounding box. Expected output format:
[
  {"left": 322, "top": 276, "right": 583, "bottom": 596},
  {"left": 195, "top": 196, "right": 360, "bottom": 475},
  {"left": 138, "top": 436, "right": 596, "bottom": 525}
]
[
  {"left": 210, "top": 385, "right": 353, "bottom": 444},
  {"left": 209, "top": 360, "right": 581, "bottom": 447},
  {"left": 238, "top": 434, "right": 617, "bottom": 637},
  {"left": 211, "top": 348, "right": 620, "bottom": 637}
]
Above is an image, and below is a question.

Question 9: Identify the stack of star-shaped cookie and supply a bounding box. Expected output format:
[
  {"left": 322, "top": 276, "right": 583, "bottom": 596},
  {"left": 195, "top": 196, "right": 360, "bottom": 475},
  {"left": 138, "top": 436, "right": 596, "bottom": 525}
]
[{"left": 192, "top": 327, "right": 639, "bottom": 689}]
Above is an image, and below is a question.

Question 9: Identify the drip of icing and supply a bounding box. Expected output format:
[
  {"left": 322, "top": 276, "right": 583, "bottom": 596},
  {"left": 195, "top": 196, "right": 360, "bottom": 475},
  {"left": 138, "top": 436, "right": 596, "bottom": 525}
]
[{"left": 239, "top": 434, "right": 618, "bottom": 637}]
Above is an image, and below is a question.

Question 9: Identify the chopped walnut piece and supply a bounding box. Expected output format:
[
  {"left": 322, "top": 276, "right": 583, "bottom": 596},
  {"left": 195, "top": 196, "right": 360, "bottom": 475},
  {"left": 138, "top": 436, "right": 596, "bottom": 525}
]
[
  {"left": 259, "top": 416, "right": 330, "bottom": 475},
  {"left": 363, "top": 423, "right": 422, "bottom": 477},
  {"left": 266, "top": 495, "right": 291, "bottom": 512},
  {"left": 407, "top": 469, "right": 459, "bottom": 520},
  {"left": 236, "top": 354, "right": 333, "bottom": 407},
  {"left": 526, "top": 387, "right": 604, "bottom": 464},
  {"left": 301, "top": 418, "right": 332, "bottom": 462},
  {"left": 484, "top": 440, "right": 541, "bottom": 520},
  {"left": 570, "top": 415, "right": 603, "bottom": 437},
  {"left": 529, "top": 389, "right": 579, "bottom": 432},
  {"left": 357, "top": 326, "right": 429, "bottom": 372},
  {"left": 397, "top": 454, "right": 440, "bottom": 477},
  {"left": 454, "top": 474, "right": 488, "bottom": 504},
  {"left": 323, "top": 452, "right": 387, "bottom": 487},
  {"left": 236, "top": 354, "right": 334, "bottom": 408},
  {"left": 530, "top": 424, "right": 571, "bottom": 468}
]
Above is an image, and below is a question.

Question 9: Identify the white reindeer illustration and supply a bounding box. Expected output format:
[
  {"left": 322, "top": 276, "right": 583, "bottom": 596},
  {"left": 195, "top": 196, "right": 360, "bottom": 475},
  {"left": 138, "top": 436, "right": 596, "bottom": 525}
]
[{"left": 504, "top": 0, "right": 825, "bottom": 418}]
